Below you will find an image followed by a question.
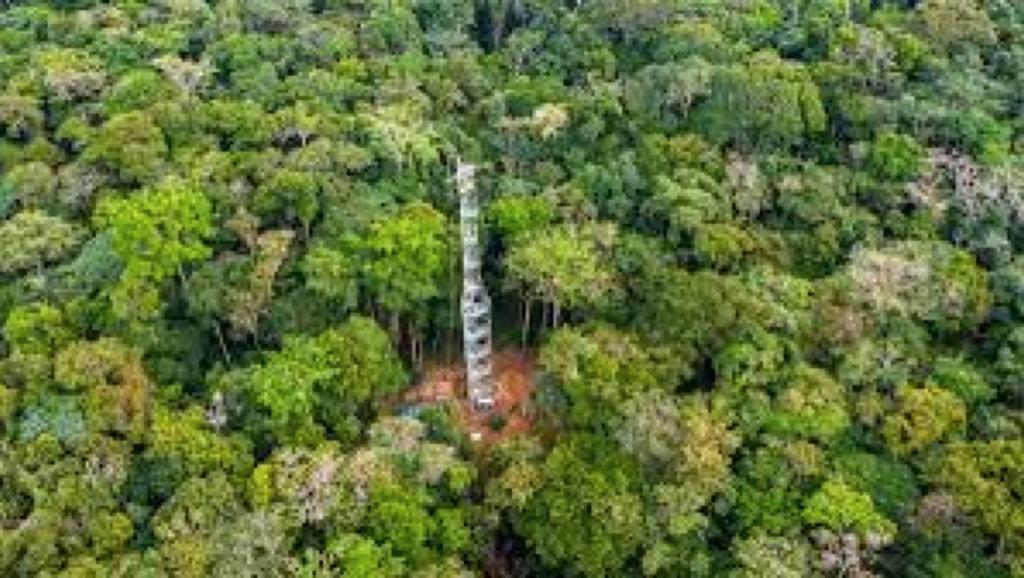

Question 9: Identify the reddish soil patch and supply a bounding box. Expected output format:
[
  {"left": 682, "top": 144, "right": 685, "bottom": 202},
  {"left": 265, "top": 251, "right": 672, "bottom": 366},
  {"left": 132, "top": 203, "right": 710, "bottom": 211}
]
[{"left": 401, "top": 349, "right": 538, "bottom": 445}]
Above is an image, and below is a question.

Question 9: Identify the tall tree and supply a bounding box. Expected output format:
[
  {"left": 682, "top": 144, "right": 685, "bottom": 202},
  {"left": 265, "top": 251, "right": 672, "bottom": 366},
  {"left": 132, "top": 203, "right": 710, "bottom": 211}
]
[
  {"left": 0, "top": 211, "right": 84, "bottom": 276},
  {"left": 94, "top": 179, "right": 214, "bottom": 321},
  {"left": 362, "top": 201, "right": 450, "bottom": 357},
  {"left": 505, "top": 223, "right": 619, "bottom": 333}
]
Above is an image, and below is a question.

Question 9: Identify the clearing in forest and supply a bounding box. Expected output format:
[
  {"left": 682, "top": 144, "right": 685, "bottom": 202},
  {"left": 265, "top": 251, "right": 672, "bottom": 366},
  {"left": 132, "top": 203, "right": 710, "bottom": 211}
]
[{"left": 400, "top": 349, "right": 538, "bottom": 445}]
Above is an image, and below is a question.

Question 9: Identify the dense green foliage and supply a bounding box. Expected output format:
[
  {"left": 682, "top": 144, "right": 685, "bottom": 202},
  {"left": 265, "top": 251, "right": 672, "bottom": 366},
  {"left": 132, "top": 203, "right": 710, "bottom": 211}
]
[{"left": 0, "top": 1, "right": 1022, "bottom": 576}]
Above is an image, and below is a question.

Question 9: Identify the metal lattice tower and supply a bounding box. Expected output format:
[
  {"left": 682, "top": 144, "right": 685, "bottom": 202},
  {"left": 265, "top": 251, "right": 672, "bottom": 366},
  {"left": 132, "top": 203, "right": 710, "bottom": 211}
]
[{"left": 456, "top": 161, "right": 495, "bottom": 411}]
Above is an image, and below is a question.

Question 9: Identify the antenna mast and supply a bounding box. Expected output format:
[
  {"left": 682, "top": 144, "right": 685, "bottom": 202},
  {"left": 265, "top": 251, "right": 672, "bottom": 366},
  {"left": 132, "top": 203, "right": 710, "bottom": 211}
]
[{"left": 456, "top": 160, "right": 495, "bottom": 411}]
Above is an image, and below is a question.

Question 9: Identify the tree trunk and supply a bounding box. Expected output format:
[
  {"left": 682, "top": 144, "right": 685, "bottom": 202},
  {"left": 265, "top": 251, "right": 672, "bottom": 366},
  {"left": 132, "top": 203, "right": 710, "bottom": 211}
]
[
  {"left": 521, "top": 297, "right": 531, "bottom": 347},
  {"left": 489, "top": 1, "right": 505, "bottom": 49},
  {"left": 553, "top": 300, "right": 561, "bottom": 329},
  {"left": 448, "top": 252, "right": 458, "bottom": 363},
  {"left": 410, "top": 332, "right": 418, "bottom": 369},
  {"left": 409, "top": 320, "right": 424, "bottom": 369},
  {"left": 389, "top": 311, "right": 401, "bottom": 345},
  {"left": 214, "top": 323, "right": 232, "bottom": 366},
  {"left": 416, "top": 335, "right": 424, "bottom": 369},
  {"left": 252, "top": 323, "right": 263, "bottom": 353}
]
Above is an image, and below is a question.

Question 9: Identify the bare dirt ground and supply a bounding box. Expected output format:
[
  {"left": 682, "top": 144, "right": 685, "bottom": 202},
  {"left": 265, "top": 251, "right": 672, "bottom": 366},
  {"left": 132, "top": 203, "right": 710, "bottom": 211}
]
[{"left": 401, "top": 349, "right": 538, "bottom": 445}]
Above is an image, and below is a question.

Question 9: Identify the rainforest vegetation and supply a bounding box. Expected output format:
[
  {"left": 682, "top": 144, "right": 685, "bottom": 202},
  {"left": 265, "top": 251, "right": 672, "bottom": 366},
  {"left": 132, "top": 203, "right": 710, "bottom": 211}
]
[{"left": 0, "top": 1, "right": 1022, "bottom": 576}]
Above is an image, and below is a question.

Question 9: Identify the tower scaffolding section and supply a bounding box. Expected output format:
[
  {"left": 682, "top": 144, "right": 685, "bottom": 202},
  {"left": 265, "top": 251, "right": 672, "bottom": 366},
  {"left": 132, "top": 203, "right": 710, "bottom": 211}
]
[{"left": 456, "top": 161, "right": 495, "bottom": 411}]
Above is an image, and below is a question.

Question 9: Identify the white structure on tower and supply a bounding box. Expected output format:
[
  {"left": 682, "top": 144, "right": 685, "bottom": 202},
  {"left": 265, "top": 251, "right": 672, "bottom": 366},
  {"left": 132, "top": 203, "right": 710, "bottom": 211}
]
[{"left": 456, "top": 160, "right": 495, "bottom": 411}]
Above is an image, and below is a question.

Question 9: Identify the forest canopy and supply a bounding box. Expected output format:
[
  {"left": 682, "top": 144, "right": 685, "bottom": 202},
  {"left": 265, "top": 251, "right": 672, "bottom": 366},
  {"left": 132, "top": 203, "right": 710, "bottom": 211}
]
[{"left": 0, "top": 1, "right": 1022, "bottom": 577}]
